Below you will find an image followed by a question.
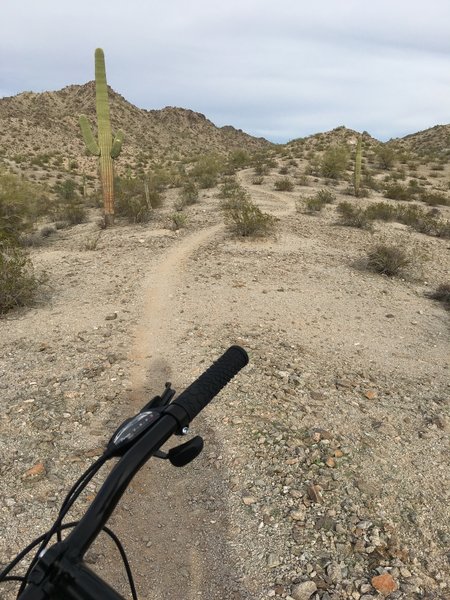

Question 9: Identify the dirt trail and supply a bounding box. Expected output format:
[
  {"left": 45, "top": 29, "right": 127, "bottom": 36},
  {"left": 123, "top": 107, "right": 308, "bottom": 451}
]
[
  {"left": 129, "top": 224, "right": 222, "bottom": 403},
  {"left": 91, "top": 223, "right": 251, "bottom": 599}
]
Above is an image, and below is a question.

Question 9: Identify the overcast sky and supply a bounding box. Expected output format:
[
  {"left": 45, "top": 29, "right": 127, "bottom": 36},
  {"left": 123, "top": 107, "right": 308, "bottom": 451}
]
[{"left": 1, "top": 0, "right": 449, "bottom": 143}]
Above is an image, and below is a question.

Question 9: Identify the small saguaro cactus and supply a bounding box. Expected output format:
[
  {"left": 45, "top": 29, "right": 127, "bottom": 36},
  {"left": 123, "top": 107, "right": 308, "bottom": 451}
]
[
  {"left": 353, "top": 134, "right": 362, "bottom": 197},
  {"left": 79, "top": 48, "right": 124, "bottom": 226}
]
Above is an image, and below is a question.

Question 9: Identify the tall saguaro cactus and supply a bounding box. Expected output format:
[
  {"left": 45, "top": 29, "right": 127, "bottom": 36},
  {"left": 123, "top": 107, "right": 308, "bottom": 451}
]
[
  {"left": 353, "top": 134, "right": 362, "bottom": 197},
  {"left": 79, "top": 48, "right": 124, "bottom": 226}
]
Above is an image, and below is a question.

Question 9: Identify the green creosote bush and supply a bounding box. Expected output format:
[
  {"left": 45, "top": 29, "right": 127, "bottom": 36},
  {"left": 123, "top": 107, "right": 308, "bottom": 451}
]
[
  {"left": 218, "top": 176, "right": 245, "bottom": 200},
  {"left": 53, "top": 179, "right": 88, "bottom": 225},
  {"left": 383, "top": 183, "right": 411, "bottom": 201},
  {"left": 0, "top": 170, "right": 47, "bottom": 243},
  {"left": 0, "top": 243, "right": 42, "bottom": 313},
  {"left": 274, "top": 177, "right": 294, "bottom": 192},
  {"left": 191, "top": 154, "right": 224, "bottom": 189},
  {"left": 364, "top": 202, "right": 397, "bottom": 222},
  {"left": 178, "top": 180, "right": 199, "bottom": 207},
  {"left": 227, "top": 149, "right": 250, "bottom": 171},
  {"left": 375, "top": 145, "right": 396, "bottom": 170},
  {"left": 419, "top": 190, "right": 449, "bottom": 207},
  {"left": 170, "top": 212, "right": 187, "bottom": 230},
  {"left": 114, "top": 176, "right": 163, "bottom": 223},
  {"left": 222, "top": 196, "right": 276, "bottom": 238},
  {"left": 316, "top": 189, "right": 336, "bottom": 204},
  {"left": 301, "top": 196, "right": 326, "bottom": 214},
  {"left": 366, "top": 243, "right": 415, "bottom": 277},
  {"left": 300, "top": 189, "right": 336, "bottom": 214},
  {"left": 321, "top": 145, "right": 349, "bottom": 179},
  {"left": 336, "top": 201, "right": 373, "bottom": 230}
]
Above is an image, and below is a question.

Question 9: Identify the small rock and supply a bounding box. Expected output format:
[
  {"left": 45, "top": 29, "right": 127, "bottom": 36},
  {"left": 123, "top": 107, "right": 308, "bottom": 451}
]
[
  {"left": 364, "top": 390, "right": 377, "bottom": 400},
  {"left": 325, "top": 457, "right": 336, "bottom": 468},
  {"left": 326, "top": 562, "right": 342, "bottom": 583},
  {"left": 291, "top": 580, "right": 317, "bottom": 600},
  {"left": 22, "top": 462, "right": 46, "bottom": 481},
  {"left": 242, "top": 496, "right": 257, "bottom": 505},
  {"left": 306, "top": 484, "right": 323, "bottom": 503},
  {"left": 385, "top": 314, "right": 395, "bottom": 319},
  {"left": 267, "top": 553, "right": 282, "bottom": 568},
  {"left": 371, "top": 573, "right": 398, "bottom": 595},
  {"left": 105, "top": 312, "right": 118, "bottom": 320},
  {"left": 290, "top": 508, "right": 306, "bottom": 521}
]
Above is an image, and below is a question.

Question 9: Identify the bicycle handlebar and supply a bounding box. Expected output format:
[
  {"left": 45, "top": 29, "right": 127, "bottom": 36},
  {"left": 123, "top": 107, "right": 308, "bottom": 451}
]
[{"left": 170, "top": 345, "right": 249, "bottom": 421}]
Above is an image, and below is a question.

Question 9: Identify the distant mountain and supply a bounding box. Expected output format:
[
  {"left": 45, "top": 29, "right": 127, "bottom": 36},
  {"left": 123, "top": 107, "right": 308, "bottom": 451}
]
[
  {"left": 388, "top": 124, "right": 450, "bottom": 158},
  {"left": 0, "top": 82, "right": 272, "bottom": 181}
]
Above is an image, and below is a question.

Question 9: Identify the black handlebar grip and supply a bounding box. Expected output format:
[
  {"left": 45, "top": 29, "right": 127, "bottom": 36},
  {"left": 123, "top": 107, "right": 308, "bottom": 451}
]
[{"left": 171, "top": 345, "right": 249, "bottom": 421}]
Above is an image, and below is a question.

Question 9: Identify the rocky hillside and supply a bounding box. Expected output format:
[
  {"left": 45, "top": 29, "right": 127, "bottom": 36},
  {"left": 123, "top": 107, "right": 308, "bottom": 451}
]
[
  {"left": 0, "top": 82, "right": 271, "bottom": 180},
  {"left": 388, "top": 124, "right": 450, "bottom": 160}
]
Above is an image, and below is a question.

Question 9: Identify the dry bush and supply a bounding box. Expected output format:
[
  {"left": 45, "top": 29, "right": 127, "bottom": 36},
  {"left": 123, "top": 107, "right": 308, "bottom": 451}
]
[
  {"left": 366, "top": 244, "right": 414, "bottom": 276},
  {"left": 274, "top": 177, "right": 294, "bottom": 192},
  {"left": 0, "top": 244, "right": 41, "bottom": 313},
  {"left": 427, "top": 283, "right": 450, "bottom": 309}
]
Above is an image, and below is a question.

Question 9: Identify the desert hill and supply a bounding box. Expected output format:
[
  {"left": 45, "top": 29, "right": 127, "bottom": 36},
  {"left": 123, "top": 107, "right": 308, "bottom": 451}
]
[
  {"left": 388, "top": 124, "right": 450, "bottom": 160},
  {"left": 0, "top": 82, "right": 271, "bottom": 181}
]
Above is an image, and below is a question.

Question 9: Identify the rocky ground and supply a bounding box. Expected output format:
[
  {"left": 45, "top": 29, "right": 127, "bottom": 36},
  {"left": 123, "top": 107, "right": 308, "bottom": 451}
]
[{"left": 0, "top": 169, "right": 449, "bottom": 599}]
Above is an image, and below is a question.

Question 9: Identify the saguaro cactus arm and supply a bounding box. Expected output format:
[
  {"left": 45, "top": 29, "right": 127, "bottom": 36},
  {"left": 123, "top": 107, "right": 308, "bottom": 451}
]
[
  {"left": 79, "top": 115, "right": 100, "bottom": 156},
  {"left": 111, "top": 129, "right": 125, "bottom": 158}
]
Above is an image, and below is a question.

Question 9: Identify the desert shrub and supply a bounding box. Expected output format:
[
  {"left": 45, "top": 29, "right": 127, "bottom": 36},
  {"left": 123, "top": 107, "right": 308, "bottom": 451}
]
[
  {"left": 302, "top": 196, "right": 326, "bottom": 214},
  {"left": 384, "top": 183, "right": 410, "bottom": 201},
  {"left": 362, "top": 172, "right": 381, "bottom": 192},
  {"left": 228, "top": 150, "right": 250, "bottom": 171},
  {"left": 297, "top": 174, "right": 309, "bottom": 186},
  {"left": 252, "top": 152, "right": 276, "bottom": 175},
  {"left": 170, "top": 212, "right": 187, "bottom": 230},
  {"left": 54, "top": 200, "right": 87, "bottom": 225},
  {"left": 40, "top": 225, "right": 56, "bottom": 238},
  {"left": 0, "top": 243, "right": 40, "bottom": 313},
  {"left": 252, "top": 176, "right": 264, "bottom": 185},
  {"left": 218, "top": 177, "right": 245, "bottom": 199},
  {"left": 53, "top": 178, "right": 88, "bottom": 225},
  {"left": 395, "top": 204, "right": 423, "bottom": 227},
  {"left": 366, "top": 243, "right": 413, "bottom": 276},
  {"left": 178, "top": 180, "right": 199, "bottom": 206},
  {"left": 279, "top": 166, "right": 289, "bottom": 175},
  {"left": 274, "top": 177, "right": 294, "bottom": 192},
  {"left": 191, "top": 154, "right": 224, "bottom": 188},
  {"left": 114, "top": 176, "right": 160, "bottom": 223},
  {"left": 0, "top": 170, "right": 46, "bottom": 243},
  {"left": 223, "top": 196, "right": 276, "bottom": 237},
  {"left": 316, "top": 189, "right": 336, "bottom": 204},
  {"left": 365, "top": 202, "right": 397, "bottom": 222},
  {"left": 337, "top": 201, "right": 372, "bottom": 229},
  {"left": 428, "top": 283, "right": 450, "bottom": 309},
  {"left": 54, "top": 221, "right": 69, "bottom": 230},
  {"left": 375, "top": 145, "right": 396, "bottom": 169},
  {"left": 82, "top": 234, "right": 101, "bottom": 251},
  {"left": 321, "top": 145, "right": 349, "bottom": 179},
  {"left": 419, "top": 190, "right": 449, "bottom": 207}
]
